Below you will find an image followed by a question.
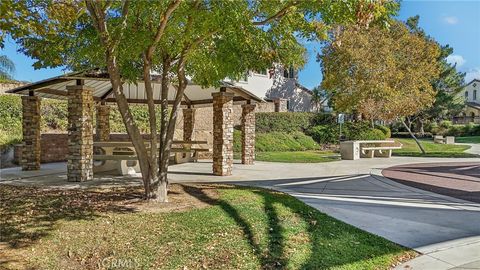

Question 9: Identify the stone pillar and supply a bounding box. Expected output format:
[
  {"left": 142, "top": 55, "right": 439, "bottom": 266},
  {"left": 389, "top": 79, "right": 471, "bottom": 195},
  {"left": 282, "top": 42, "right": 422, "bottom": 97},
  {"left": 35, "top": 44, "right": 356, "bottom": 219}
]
[
  {"left": 212, "top": 92, "right": 234, "bottom": 176},
  {"left": 21, "top": 95, "right": 41, "bottom": 170},
  {"left": 96, "top": 104, "right": 110, "bottom": 141},
  {"left": 67, "top": 85, "right": 94, "bottom": 182},
  {"left": 274, "top": 98, "right": 288, "bottom": 112},
  {"left": 183, "top": 108, "right": 196, "bottom": 141},
  {"left": 241, "top": 103, "right": 256, "bottom": 165}
]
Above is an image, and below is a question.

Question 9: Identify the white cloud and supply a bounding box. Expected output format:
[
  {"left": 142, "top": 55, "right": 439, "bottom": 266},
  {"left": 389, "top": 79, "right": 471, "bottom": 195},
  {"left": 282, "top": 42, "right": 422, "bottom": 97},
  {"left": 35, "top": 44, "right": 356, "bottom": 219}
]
[
  {"left": 465, "top": 68, "right": 480, "bottom": 83},
  {"left": 446, "top": 54, "right": 466, "bottom": 67},
  {"left": 443, "top": 16, "right": 458, "bottom": 25}
]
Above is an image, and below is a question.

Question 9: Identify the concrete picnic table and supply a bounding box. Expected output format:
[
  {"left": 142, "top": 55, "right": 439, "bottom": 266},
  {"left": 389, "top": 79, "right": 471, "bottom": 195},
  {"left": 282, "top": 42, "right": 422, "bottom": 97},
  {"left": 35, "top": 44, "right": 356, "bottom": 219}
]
[{"left": 93, "top": 140, "right": 209, "bottom": 175}]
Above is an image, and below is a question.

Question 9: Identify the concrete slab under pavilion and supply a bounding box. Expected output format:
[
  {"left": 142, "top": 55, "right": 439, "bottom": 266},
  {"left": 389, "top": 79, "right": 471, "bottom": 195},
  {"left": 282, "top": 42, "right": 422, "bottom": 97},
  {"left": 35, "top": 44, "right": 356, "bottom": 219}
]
[{"left": 6, "top": 70, "right": 263, "bottom": 181}]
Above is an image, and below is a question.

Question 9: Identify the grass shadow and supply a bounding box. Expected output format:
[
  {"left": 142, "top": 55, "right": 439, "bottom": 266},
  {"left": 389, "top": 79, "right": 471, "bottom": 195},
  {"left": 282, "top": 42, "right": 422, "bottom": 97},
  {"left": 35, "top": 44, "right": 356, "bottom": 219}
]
[{"left": 183, "top": 184, "right": 410, "bottom": 269}]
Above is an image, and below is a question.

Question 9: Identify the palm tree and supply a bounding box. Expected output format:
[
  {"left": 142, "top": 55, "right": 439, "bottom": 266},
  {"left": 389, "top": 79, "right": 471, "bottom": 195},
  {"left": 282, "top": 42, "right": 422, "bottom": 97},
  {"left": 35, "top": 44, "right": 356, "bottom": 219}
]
[{"left": 0, "top": 55, "right": 15, "bottom": 82}]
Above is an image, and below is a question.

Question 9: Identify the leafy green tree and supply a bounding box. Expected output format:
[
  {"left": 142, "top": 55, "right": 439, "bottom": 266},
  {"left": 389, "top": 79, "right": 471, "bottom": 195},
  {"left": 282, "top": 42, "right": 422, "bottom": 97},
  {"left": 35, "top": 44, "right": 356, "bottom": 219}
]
[
  {"left": 321, "top": 20, "right": 441, "bottom": 153},
  {"left": 3, "top": 0, "right": 398, "bottom": 201},
  {"left": 0, "top": 55, "right": 15, "bottom": 82}
]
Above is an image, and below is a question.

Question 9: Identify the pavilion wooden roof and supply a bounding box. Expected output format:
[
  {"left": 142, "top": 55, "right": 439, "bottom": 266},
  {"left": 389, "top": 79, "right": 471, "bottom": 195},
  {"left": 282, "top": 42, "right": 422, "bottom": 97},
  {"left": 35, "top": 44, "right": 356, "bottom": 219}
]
[{"left": 6, "top": 70, "right": 264, "bottom": 107}]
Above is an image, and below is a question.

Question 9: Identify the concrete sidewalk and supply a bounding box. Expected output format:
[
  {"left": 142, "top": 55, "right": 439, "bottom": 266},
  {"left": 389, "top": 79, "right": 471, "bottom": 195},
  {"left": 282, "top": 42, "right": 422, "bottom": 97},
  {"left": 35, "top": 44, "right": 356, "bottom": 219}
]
[{"left": 459, "top": 142, "right": 480, "bottom": 155}]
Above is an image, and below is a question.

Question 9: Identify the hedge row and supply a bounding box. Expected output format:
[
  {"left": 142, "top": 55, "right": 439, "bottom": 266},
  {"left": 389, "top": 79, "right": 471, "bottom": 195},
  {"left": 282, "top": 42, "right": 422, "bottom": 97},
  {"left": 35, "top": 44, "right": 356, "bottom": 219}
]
[
  {"left": 306, "top": 122, "right": 390, "bottom": 144},
  {"left": 428, "top": 121, "right": 480, "bottom": 136},
  {"left": 233, "top": 130, "right": 319, "bottom": 152},
  {"left": 255, "top": 112, "right": 391, "bottom": 145},
  {"left": 255, "top": 112, "right": 314, "bottom": 133}
]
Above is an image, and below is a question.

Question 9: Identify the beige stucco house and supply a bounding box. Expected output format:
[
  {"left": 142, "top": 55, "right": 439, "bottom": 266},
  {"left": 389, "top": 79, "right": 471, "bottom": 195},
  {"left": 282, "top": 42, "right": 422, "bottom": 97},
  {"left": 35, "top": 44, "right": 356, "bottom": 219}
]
[{"left": 454, "top": 79, "right": 480, "bottom": 124}]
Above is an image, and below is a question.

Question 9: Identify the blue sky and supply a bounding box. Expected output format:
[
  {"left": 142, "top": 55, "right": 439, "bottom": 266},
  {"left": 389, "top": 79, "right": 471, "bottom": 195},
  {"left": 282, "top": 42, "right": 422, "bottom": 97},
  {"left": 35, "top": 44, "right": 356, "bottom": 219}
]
[{"left": 2, "top": 0, "right": 480, "bottom": 87}]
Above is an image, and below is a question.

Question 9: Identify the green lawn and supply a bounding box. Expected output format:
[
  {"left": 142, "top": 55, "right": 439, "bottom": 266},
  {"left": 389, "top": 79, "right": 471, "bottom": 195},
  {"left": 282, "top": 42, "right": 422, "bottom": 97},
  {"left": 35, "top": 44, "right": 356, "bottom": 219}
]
[
  {"left": 0, "top": 184, "right": 414, "bottom": 270},
  {"left": 393, "top": 138, "right": 476, "bottom": 157},
  {"left": 235, "top": 150, "right": 340, "bottom": 163},
  {"left": 456, "top": 136, "right": 480, "bottom": 144}
]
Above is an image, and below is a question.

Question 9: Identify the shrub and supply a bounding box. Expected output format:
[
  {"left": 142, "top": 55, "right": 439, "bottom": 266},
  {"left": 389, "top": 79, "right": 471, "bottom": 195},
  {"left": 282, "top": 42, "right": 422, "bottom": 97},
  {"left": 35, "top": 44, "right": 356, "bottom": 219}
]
[
  {"left": 307, "top": 121, "right": 387, "bottom": 144},
  {"left": 376, "top": 125, "right": 391, "bottom": 138},
  {"left": 439, "top": 120, "right": 453, "bottom": 129},
  {"left": 310, "top": 113, "right": 336, "bottom": 126},
  {"left": 41, "top": 99, "right": 68, "bottom": 130},
  {"left": 356, "top": 129, "right": 387, "bottom": 140},
  {"left": 255, "top": 112, "right": 316, "bottom": 133},
  {"left": 233, "top": 130, "right": 318, "bottom": 152},
  {"left": 342, "top": 121, "right": 371, "bottom": 140},
  {"left": 306, "top": 125, "right": 339, "bottom": 144}
]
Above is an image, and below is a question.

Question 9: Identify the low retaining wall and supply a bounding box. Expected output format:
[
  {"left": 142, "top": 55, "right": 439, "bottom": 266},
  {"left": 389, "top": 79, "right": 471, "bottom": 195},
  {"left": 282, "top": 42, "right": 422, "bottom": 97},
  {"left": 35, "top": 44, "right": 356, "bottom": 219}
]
[
  {"left": 12, "top": 133, "right": 211, "bottom": 164},
  {"left": 14, "top": 133, "right": 69, "bottom": 164}
]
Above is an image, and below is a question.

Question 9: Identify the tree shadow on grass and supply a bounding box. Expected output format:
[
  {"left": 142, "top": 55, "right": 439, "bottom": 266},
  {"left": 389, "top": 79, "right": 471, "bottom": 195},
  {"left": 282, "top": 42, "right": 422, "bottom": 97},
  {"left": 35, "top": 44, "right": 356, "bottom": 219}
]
[
  {"left": 182, "top": 184, "right": 287, "bottom": 269},
  {"left": 183, "top": 184, "right": 409, "bottom": 270}
]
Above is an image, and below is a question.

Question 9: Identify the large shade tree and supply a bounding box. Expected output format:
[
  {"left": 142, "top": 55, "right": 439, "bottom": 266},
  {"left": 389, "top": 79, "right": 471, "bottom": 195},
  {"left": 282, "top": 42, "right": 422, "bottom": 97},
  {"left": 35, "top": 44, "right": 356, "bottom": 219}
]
[
  {"left": 404, "top": 16, "right": 465, "bottom": 134},
  {"left": 2, "top": 0, "right": 398, "bottom": 201},
  {"left": 321, "top": 20, "right": 441, "bottom": 153}
]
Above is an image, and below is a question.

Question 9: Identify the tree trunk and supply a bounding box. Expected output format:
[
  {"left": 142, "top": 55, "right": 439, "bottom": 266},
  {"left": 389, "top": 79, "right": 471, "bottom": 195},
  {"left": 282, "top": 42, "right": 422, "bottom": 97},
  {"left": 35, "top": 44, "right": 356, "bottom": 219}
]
[
  {"left": 401, "top": 119, "right": 426, "bottom": 154},
  {"left": 156, "top": 59, "right": 171, "bottom": 202},
  {"left": 85, "top": 1, "right": 169, "bottom": 200},
  {"left": 106, "top": 61, "right": 156, "bottom": 198},
  {"left": 142, "top": 59, "right": 159, "bottom": 196},
  {"left": 155, "top": 59, "right": 188, "bottom": 202},
  {"left": 416, "top": 118, "right": 425, "bottom": 136}
]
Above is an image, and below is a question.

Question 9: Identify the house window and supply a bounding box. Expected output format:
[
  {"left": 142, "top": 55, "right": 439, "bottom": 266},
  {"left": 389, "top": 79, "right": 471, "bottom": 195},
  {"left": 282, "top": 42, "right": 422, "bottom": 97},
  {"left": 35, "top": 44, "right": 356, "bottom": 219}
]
[
  {"left": 474, "top": 90, "right": 477, "bottom": 100},
  {"left": 283, "top": 68, "right": 289, "bottom": 78},
  {"left": 465, "top": 91, "right": 469, "bottom": 99}
]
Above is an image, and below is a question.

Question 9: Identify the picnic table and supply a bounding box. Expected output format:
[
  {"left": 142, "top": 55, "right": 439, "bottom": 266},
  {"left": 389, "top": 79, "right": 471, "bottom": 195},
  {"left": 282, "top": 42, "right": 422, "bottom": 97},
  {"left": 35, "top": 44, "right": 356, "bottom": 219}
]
[
  {"left": 93, "top": 140, "right": 210, "bottom": 175},
  {"left": 340, "top": 140, "right": 403, "bottom": 160}
]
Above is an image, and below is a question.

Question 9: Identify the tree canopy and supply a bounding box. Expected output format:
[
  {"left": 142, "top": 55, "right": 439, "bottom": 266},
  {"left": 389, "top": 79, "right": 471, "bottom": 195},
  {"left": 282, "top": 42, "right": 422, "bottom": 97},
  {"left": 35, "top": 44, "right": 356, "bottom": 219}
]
[
  {"left": 405, "top": 16, "right": 465, "bottom": 129},
  {"left": 321, "top": 20, "right": 441, "bottom": 121},
  {"left": 2, "top": 0, "right": 399, "bottom": 201}
]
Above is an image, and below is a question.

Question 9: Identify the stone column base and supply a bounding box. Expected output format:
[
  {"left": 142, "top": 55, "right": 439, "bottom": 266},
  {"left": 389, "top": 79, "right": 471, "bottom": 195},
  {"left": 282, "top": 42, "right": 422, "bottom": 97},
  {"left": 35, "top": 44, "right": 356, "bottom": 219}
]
[
  {"left": 21, "top": 96, "right": 41, "bottom": 170},
  {"left": 67, "top": 85, "right": 94, "bottom": 182},
  {"left": 212, "top": 92, "right": 234, "bottom": 176},
  {"left": 241, "top": 103, "right": 256, "bottom": 165}
]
